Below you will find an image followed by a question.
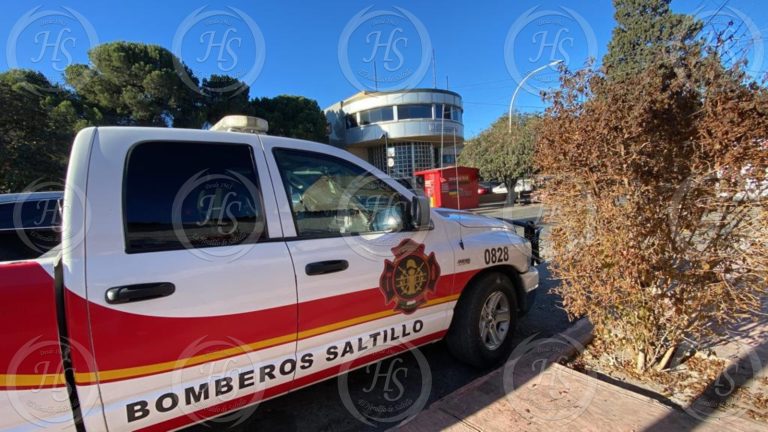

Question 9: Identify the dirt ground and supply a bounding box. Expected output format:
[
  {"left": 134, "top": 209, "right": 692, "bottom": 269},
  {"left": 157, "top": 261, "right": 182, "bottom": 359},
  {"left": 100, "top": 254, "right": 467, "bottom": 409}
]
[{"left": 567, "top": 298, "right": 768, "bottom": 425}]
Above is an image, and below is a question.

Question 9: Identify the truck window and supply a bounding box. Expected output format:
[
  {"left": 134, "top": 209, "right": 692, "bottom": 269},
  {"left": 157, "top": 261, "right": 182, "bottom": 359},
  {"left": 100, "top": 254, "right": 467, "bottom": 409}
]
[
  {"left": 0, "top": 197, "right": 62, "bottom": 262},
  {"left": 0, "top": 199, "right": 60, "bottom": 230},
  {"left": 124, "top": 142, "right": 266, "bottom": 253},
  {"left": 273, "top": 148, "right": 410, "bottom": 238}
]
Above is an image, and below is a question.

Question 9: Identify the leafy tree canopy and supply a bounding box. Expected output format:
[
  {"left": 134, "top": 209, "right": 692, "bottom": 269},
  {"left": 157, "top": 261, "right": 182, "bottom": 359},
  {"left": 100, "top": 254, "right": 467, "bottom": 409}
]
[
  {"left": 1, "top": 42, "right": 330, "bottom": 192},
  {"left": 251, "top": 95, "right": 328, "bottom": 142},
  {"left": 65, "top": 42, "right": 204, "bottom": 127},
  {"left": 201, "top": 75, "right": 252, "bottom": 127},
  {"left": 603, "top": 0, "right": 702, "bottom": 81},
  {"left": 459, "top": 113, "right": 538, "bottom": 188},
  {"left": 0, "top": 70, "right": 87, "bottom": 191}
]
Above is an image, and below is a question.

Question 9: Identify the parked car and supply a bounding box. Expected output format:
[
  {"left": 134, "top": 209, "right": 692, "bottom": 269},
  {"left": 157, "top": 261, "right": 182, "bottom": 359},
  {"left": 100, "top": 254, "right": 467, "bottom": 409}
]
[
  {"left": 0, "top": 191, "right": 62, "bottom": 262},
  {"left": 477, "top": 181, "right": 495, "bottom": 195},
  {"left": 0, "top": 117, "right": 540, "bottom": 431},
  {"left": 716, "top": 165, "right": 768, "bottom": 201},
  {"left": 492, "top": 179, "right": 534, "bottom": 203}
]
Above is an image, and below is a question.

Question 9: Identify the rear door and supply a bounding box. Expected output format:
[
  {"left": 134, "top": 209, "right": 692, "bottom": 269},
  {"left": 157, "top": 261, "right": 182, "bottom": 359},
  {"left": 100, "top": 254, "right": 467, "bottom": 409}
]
[
  {"left": 260, "top": 136, "right": 457, "bottom": 384},
  {"left": 82, "top": 128, "right": 297, "bottom": 431}
]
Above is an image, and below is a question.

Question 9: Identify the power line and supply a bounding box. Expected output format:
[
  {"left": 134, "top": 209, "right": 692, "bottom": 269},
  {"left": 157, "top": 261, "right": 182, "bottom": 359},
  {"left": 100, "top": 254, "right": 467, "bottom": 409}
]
[
  {"left": 702, "top": 0, "right": 732, "bottom": 32},
  {"left": 464, "top": 101, "right": 546, "bottom": 108},
  {"left": 450, "top": 77, "right": 517, "bottom": 90}
]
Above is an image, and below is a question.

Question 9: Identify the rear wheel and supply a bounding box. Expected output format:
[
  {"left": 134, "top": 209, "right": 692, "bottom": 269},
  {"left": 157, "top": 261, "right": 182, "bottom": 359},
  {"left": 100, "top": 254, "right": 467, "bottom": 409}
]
[{"left": 446, "top": 272, "right": 518, "bottom": 368}]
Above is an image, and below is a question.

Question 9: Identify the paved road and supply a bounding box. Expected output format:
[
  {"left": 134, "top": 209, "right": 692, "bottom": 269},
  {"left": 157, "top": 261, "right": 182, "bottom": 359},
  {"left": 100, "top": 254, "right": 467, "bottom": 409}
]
[{"left": 187, "top": 204, "right": 569, "bottom": 431}]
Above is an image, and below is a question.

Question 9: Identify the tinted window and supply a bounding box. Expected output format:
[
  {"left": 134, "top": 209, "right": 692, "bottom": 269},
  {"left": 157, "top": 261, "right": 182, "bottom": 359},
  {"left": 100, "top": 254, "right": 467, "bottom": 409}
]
[
  {"left": 0, "top": 199, "right": 60, "bottom": 230},
  {"left": 345, "top": 114, "right": 358, "bottom": 129},
  {"left": 452, "top": 106, "right": 463, "bottom": 122},
  {"left": 0, "top": 199, "right": 62, "bottom": 261},
  {"left": 438, "top": 104, "right": 452, "bottom": 120},
  {"left": 359, "top": 107, "right": 394, "bottom": 125},
  {"left": 124, "top": 142, "right": 266, "bottom": 253},
  {"left": 436, "top": 105, "right": 462, "bottom": 122},
  {"left": 398, "top": 104, "right": 433, "bottom": 120},
  {"left": 273, "top": 148, "right": 410, "bottom": 238}
]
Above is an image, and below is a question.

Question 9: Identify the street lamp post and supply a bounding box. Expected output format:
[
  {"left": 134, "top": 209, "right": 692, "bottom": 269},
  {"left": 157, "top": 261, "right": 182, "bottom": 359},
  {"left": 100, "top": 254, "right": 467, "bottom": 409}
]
[
  {"left": 508, "top": 59, "right": 563, "bottom": 133},
  {"left": 381, "top": 132, "right": 390, "bottom": 176}
]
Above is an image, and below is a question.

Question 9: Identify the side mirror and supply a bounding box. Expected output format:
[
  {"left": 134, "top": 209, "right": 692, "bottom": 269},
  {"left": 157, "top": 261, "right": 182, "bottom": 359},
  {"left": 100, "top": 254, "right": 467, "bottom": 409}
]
[{"left": 410, "top": 195, "right": 431, "bottom": 230}]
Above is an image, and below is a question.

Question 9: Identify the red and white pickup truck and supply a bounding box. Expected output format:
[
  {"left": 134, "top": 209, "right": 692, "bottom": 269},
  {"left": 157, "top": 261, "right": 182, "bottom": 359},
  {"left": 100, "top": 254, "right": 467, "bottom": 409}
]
[{"left": 1, "top": 119, "right": 539, "bottom": 431}]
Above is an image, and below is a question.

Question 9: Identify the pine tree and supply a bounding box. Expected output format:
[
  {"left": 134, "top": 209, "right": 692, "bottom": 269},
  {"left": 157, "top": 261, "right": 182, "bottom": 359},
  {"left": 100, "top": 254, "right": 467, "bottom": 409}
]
[{"left": 603, "top": 0, "right": 702, "bottom": 80}]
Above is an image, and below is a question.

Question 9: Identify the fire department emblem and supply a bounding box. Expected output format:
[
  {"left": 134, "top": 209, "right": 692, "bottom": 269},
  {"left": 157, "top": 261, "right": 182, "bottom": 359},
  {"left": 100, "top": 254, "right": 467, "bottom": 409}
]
[{"left": 379, "top": 239, "right": 441, "bottom": 314}]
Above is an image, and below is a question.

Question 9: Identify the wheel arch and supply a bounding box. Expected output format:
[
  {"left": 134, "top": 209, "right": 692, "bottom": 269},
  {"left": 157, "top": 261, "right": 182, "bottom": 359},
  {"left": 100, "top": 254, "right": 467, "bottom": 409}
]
[{"left": 455, "top": 265, "right": 530, "bottom": 315}]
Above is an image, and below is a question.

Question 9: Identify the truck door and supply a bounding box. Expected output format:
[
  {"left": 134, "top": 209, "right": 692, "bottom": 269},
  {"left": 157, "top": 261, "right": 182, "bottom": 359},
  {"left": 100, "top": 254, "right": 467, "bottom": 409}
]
[
  {"left": 261, "top": 136, "right": 456, "bottom": 384},
  {"left": 82, "top": 129, "right": 297, "bottom": 431}
]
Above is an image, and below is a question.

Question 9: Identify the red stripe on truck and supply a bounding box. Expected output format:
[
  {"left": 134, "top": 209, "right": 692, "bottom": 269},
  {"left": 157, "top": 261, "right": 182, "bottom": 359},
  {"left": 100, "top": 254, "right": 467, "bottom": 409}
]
[{"left": 0, "top": 261, "right": 64, "bottom": 389}]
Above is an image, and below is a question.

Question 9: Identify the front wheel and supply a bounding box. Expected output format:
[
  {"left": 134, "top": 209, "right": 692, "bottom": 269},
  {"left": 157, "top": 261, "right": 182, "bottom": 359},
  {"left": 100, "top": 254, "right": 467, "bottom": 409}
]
[{"left": 445, "top": 272, "right": 518, "bottom": 368}]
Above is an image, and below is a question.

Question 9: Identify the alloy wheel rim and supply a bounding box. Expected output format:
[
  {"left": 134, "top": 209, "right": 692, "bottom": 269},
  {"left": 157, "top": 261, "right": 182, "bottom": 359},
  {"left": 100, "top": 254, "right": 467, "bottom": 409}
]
[{"left": 479, "top": 291, "right": 511, "bottom": 350}]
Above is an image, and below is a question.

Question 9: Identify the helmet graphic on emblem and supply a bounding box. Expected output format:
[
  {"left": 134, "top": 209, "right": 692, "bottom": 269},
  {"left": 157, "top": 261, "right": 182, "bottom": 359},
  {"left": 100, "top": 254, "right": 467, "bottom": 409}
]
[{"left": 379, "top": 239, "right": 440, "bottom": 314}]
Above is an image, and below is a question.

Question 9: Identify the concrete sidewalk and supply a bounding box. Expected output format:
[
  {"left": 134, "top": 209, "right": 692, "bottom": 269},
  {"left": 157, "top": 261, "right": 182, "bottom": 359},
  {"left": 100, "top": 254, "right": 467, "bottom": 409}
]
[{"left": 401, "top": 321, "right": 764, "bottom": 432}]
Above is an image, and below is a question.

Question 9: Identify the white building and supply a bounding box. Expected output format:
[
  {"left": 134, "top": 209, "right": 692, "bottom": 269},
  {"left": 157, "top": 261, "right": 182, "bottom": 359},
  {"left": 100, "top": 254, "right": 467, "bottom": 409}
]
[{"left": 325, "top": 89, "right": 464, "bottom": 179}]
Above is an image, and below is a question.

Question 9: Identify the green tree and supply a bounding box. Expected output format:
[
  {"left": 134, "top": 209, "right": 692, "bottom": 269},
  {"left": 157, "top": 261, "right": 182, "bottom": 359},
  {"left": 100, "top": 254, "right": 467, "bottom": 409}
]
[
  {"left": 65, "top": 42, "right": 204, "bottom": 127},
  {"left": 603, "top": 0, "right": 702, "bottom": 80},
  {"left": 251, "top": 95, "right": 327, "bottom": 142},
  {"left": 0, "top": 70, "right": 86, "bottom": 192},
  {"left": 201, "top": 75, "right": 252, "bottom": 127},
  {"left": 459, "top": 114, "right": 538, "bottom": 203}
]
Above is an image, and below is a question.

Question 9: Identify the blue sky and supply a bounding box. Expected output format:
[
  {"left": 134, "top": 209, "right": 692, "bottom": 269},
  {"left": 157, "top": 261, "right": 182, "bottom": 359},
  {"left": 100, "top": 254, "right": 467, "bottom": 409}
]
[{"left": 1, "top": 0, "right": 766, "bottom": 138}]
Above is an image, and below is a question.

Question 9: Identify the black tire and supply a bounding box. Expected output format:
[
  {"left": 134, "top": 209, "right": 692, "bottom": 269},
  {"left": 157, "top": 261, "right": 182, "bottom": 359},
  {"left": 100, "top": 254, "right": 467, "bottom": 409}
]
[{"left": 445, "top": 272, "right": 518, "bottom": 368}]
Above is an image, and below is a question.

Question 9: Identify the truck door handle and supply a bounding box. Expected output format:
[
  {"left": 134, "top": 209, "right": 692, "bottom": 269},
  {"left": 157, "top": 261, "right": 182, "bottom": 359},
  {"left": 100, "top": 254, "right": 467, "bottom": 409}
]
[
  {"left": 105, "top": 282, "right": 175, "bottom": 304},
  {"left": 305, "top": 260, "right": 349, "bottom": 276}
]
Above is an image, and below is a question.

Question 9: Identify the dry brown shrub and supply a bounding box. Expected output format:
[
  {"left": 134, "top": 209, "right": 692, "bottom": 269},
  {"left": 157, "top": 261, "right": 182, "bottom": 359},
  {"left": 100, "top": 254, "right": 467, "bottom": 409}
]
[{"left": 537, "top": 49, "right": 768, "bottom": 372}]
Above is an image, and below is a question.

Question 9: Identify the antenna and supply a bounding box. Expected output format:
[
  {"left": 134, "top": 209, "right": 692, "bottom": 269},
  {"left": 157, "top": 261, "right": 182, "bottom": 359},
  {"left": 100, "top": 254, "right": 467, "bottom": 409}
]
[
  {"left": 432, "top": 49, "right": 437, "bottom": 88},
  {"left": 453, "top": 129, "right": 461, "bottom": 210},
  {"left": 440, "top": 103, "right": 445, "bottom": 168},
  {"left": 452, "top": 128, "right": 464, "bottom": 249},
  {"left": 446, "top": 75, "right": 449, "bottom": 90},
  {"left": 373, "top": 61, "right": 378, "bottom": 91}
]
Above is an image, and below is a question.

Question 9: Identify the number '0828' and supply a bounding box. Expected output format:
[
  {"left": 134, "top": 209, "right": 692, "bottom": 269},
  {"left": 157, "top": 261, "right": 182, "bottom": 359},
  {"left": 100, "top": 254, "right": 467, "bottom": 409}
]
[{"left": 484, "top": 247, "right": 509, "bottom": 265}]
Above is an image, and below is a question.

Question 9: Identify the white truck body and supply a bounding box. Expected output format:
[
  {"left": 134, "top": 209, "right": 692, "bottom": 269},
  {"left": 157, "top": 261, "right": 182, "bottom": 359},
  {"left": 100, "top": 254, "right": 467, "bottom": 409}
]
[{"left": 0, "top": 126, "right": 538, "bottom": 431}]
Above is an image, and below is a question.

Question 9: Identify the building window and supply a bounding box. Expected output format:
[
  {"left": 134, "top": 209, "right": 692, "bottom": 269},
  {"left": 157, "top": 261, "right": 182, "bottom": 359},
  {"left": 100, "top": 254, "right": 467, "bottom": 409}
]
[
  {"left": 368, "top": 142, "right": 435, "bottom": 179},
  {"left": 439, "top": 104, "right": 452, "bottom": 120},
  {"left": 397, "top": 104, "right": 433, "bottom": 120},
  {"left": 358, "top": 106, "right": 394, "bottom": 126},
  {"left": 452, "top": 106, "right": 463, "bottom": 123},
  {"left": 436, "top": 105, "right": 463, "bottom": 123},
  {"left": 345, "top": 114, "right": 358, "bottom": 129}
]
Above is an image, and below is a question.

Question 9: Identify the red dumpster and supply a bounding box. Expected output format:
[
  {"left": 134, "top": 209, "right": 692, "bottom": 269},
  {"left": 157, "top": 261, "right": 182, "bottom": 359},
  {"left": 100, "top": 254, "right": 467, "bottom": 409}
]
[{"left": 414, "top": 166, "right": 479, "bottom": 210}]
